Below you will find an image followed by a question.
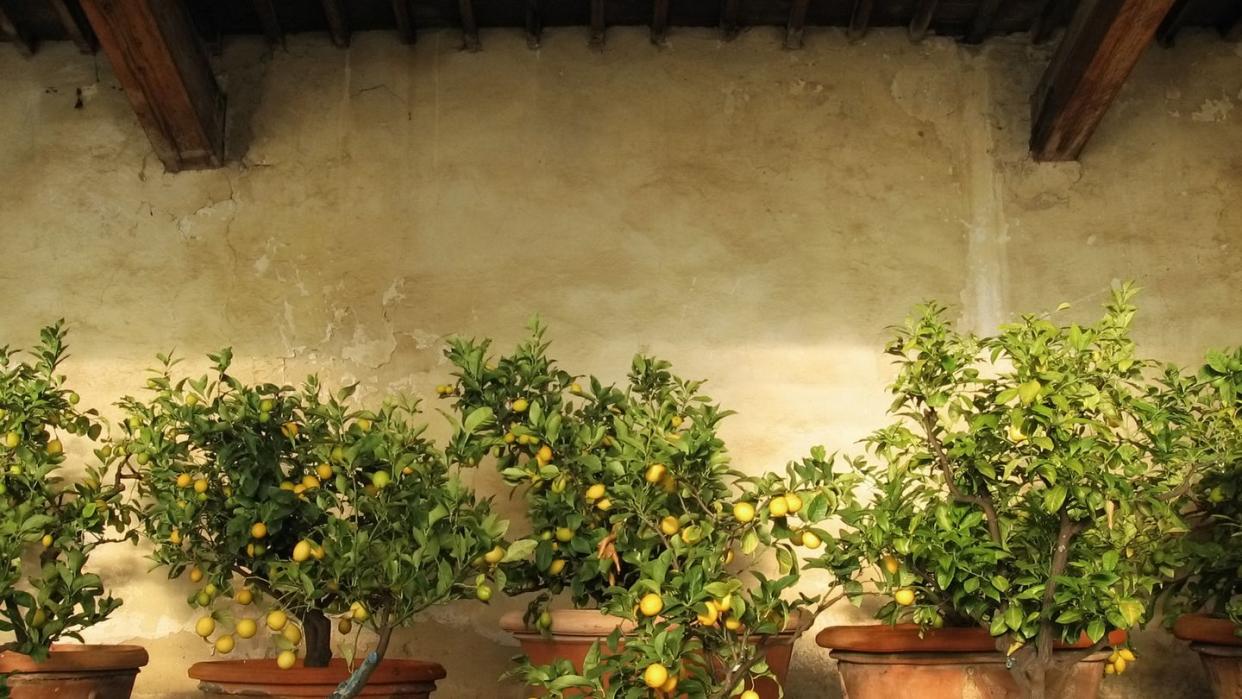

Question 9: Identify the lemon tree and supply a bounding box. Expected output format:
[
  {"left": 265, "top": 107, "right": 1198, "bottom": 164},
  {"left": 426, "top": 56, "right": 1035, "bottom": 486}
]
[
  {"left": 444, "top": 322, "right": 864, "bottom": 697},
  {"left": 0, "top": 322, "right": 134, "bottom": 660},
  {"left": 858, "top": 284, "right": 1194, "bottom": 698},
  {"left": 115, "top": 349, "right": 506, "bottom": 697},
  {"left": 1162, "top": 347, "right": 1242, "bottom": 634}
]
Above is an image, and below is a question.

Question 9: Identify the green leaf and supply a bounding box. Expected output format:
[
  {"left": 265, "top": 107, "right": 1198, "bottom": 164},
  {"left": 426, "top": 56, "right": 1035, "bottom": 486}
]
[
  {"left": 502, "top": 539, "right": 538, "bottom": 563},
  {"left": 463, "top": 407, "right": 493, "bottom": 434},
  {"left": 1086, "top": 619, "right": 1106, "bottom": 643}
]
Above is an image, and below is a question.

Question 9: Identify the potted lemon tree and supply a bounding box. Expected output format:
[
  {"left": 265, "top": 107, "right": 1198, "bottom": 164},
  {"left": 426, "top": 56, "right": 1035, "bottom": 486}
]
[
  {"left": 444, "top": 322, "right": 865, "bottom": 698},
  {"left": 1166, "top": 347, "right": 1242, "bottom": 697},
  {"left": 0, "top": 322, "right": 148, "bottom": 698},
  {"left": 816, "top": 285, "right": 1195, "bottom": 699},
  {"left": 115, "top": 348, "right": 506, "bottom": 698}
]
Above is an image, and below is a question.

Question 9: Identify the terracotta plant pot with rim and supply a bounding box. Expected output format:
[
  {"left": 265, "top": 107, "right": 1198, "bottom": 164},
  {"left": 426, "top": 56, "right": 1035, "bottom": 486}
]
[
  {"left": 1173, "top": 613, "right": 1242, "bottom": 698},
  {"left": 816, "top": 624, "right": 1125, "bottom": 699},
  {"left": 500, "top": 608, "right": 805, "bottom": 699},
  {"left": 187, "top": 657, "right": 446, "bottom": 698},
  {"left": 0, "top": 643, "right": 149, "bottom": 699}
]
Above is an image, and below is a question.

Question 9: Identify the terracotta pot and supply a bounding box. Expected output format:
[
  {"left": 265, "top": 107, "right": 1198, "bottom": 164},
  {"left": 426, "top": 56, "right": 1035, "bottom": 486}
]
[
  {"left": 1173, "top": 613, "right": 1242, "bottom": 698},
  {"left": 500, "top": 608, "right": 803, "bottom": 699},
  {"left": 816, "top": 625, "right": 1122, "bottom": 699},
  {"left": 187, "top": 657, "right": 446, "bottom": 698},
  {"left": 0, "top": 644, "right": 149, "bottom": 699}
]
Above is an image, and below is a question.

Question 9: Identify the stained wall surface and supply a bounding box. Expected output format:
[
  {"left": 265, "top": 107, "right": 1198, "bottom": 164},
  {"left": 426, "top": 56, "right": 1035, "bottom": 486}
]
[{"left": 1, "top": 25, "right": 1239, "bottom": 698}]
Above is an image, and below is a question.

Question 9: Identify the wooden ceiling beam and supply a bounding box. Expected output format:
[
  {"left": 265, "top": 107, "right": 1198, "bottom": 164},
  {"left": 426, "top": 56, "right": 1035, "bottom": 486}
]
[
  {"left": 459, "top": 0, "right": 479, "bottom": 51},
  {"left": 49, "top": 0, "right": 96, "bottom": 53},
  {"left": 909, "top": 0, "right": 939, "bottom": 42},
  {"left": 966, "top": 0, "right": 1003, "bottom": 43},
  {"left": 1156, "top": 0, "right": 1194, "bottom": 46},
  {"left": 79, "top": 0, "right": 225, "bottom": 171},
  {"left": 590, "top": 0, "right": 605, "bottom": 49},
  {"left": 392, "top": 0, "right": 414, "bottom": 44},
  {"left": 1030, "top": 0, "right": 1177, "bottom": 161},
  {"left": 720, "top": 0, "right": 740, "bottom": 40},
  {"left": 784, "top": 0, "right": 809, "bottom": 49},
  {"left": 321, "top": 0, "right": 349, "bottom": 47},
  {"left": 252, "top": 0, "right": 282, "bottom": 47},
  {"left": 651, "top": 0, "right": 669, "bottom": 44},
  {"left": 525, "top": 0, "right": 541, "bottom": 48},
  {"left": 0, "top": 0, "right": 35, "bottom": 55},
  {"left": 848, "top": 0, "right": 872, "bottom": 40}
]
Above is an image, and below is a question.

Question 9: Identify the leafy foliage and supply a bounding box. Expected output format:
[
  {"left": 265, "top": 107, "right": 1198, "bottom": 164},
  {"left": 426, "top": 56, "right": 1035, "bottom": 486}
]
[
  {"left": 1163, "top": 347, "right": 1242, "bottom": 632},
  {"left": 444, "top": 320, "right": 864, "bottom": 697},
  {"left": 857, "top": 284, "right": 1194, "bottom": 696},
  {"left": 0, "top": 322, "right": 133, "bottom": 660},
  {"left": 114, "top": 349, "right": 505, "bottom": 679}
]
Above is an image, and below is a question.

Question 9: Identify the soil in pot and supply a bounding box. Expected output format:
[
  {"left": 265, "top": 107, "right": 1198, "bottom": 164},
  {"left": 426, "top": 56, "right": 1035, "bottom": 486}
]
[
  {"left": 500, "top": 608, "right": 802, "bottom": 698},
  {"left": 1173, "top": 613, "right": 1242, "bottom": 699},
  {"left": 187, "top": 657, "right": 446, "bottom": 698},
  {"left": 0, "top": 644, "right": 149, "bottom": 699},
  {"left": 817, "top": 625, "right": 1124, "bottom": 699}
]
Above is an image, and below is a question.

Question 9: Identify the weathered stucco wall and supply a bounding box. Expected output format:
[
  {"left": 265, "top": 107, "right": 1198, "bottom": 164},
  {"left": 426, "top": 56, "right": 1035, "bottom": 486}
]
[{"left": 2, "top": 25, "right": 1240, "bottom": 698}]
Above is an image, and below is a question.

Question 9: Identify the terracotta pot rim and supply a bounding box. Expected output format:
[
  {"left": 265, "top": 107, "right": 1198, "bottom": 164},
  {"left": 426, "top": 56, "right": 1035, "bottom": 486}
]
[
  {"left": 500, "top": 607, "right": 806, "bottom": 638},
  {"left": 1173, "top": 613, "right": 1242, "bottom": 647},
  {"left": 0, "top": 643, "right": 149, "bottom": 675},
  {"left": 816, "top": 624, "right": 1127, "bottom": 654},
  {"left": 188, "top": 657, "right": 447, "bottom": 685},
  {"left": 830, "top": 649, "right": 1112, "bottom": 665}
]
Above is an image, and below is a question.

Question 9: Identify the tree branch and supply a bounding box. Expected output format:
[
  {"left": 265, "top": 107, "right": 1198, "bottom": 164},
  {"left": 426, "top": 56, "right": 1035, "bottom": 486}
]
[
  {"left": 1036, "top": 511, "right": 1084, "bottom": 663},
  {"left": 921, "top": 410, "right": 1002, "bottom": 543}
]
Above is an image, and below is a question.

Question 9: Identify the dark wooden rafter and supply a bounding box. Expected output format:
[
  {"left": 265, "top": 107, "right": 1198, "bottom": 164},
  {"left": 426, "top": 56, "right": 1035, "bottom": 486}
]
[
  {"left": 459, "top": 0, "right": 479, "bottom": 51},
  {"left": 391, "top": 0, "right": 414, "bottom": 44},
  {"left": 79, "top": 0, "right": 225, "bottom": 171},
  {"left": 1225, "top": 12, "right": 1242, "bottom": 41},
  {"left": 784, "top": 0, "right": 809, "bottom": 49},
  {"left": 589, "top": 0, "right": 605, "bottom": 49},
  {"left": 320, "top": 0, "right": 348, "bottom": 47},
  {"left": 1030, "top": 0, "right": 1062, "bottom": 43},
  {"left": 909, "top": 0, "right": 939, "bottom": 42},
  {"left": 652, "top": 0, "right": 669, "bottom": 44},
  {"left": 965, "top": 0, "right": 1003, "bottom": 44},
  {"left": 719, "top": 0, "right": 740, "bottom": 40},
  {"left": 1031, "top": 0, "right": 1178, "bottom": 161},
  {"left": 848, "top": 0, "right": 872, "bottom": 40},
  {"left": 525, "top": 0, "right": 542, "bottom": 48},
  {"left": 0, "top": 0, "right": 36, "bottom": 55},
  {"left": 1156, "top": 0, "right": 1195, "bottom": 46},
  {"left": 49, "top": 0, "right": 96, "bottom": 53},
  {"left": 252, "top": 0, "right": 282, "bottom": 46}
]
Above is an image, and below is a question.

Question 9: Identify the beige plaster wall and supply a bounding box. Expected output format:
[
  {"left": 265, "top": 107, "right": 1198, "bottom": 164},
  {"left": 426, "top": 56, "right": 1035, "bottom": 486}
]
[{"left": 1, "top": 24, "right": 1240, "bottom": 698}]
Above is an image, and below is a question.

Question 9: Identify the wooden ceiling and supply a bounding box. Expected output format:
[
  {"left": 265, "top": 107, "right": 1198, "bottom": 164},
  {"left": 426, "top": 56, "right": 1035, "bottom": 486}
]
[
  {"left": 2, "top": 0, "right": 1239, "bottom": 53},
  {"left": 1, "top": 0, "right": 1237, "bottom": 170}
]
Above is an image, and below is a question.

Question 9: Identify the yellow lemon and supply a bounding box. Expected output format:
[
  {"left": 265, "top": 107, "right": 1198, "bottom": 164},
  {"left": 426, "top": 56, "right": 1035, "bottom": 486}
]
[
  {"left": 769, "top": 497, "right": 789, "bottom": 518},
  {"left": 176, "top": 473, "right": 193, "bottom": 488},
  {"left": 784, "top": 493, "right": 803, "bottom": 513},
  {"left": 1119, "top": 648, "right": 1136, "bottom": 662},
  {"left": 276, "top": 650, "right": 297, "bottom": 670},
  {"left": 639, "top": 593, "right": 664, "bottom": 617},
  {"left": 41, "top": 534, "right": 53, "bottom": 548},
  {"left": 292, "top": 540, "right": 312, "bottom": 563},
  {"left": 195, "top": 616, "right": 216, "bottom": 637},
  {"left": 596, "top": 497, "right": 613, "bottom": 511},
  {"left": 725, "top": 617, "right": 743, "bottom": 631},
  {"left": 235, "top": 588, "right": 253, "bottom": 605},
  {"left": 484, "top": 545, "right": 506, "bottom": 565},
  {"left": 235, "top": 618, "right": 257, "bottom": 639},
  {"left": 214, "top": 634, "right": 235, "bottom": 654},
  {"left": 740, "top": 691, "right": 760, "bottom": 699},
  {"left": 882, "top": 555, "right": 901, "bottom": 575},
  {"left": 802, "top": 531, "right": 822, "bottom": 550},
  {"left": 894, "top": 588, "right": 916, "bottom": 607},
  {"left": 3, "top": 431, "right": 20, "bottom": 449},
  {"left": 170, "top": 529, "right": 182, "bottom": 545},
  {"left": 643, "top": 663, "right": 669, "bottom": 689},
  {"left": 476, "top": 585, "right": 493, "bottom": 602},
  {"left": 281, "top": 422, "right": 299, "bottom": 439},
  {"left": 251, "top": 522, "right": 268, "bottom": 539},
  {"left": 549, "top": 559, "right": 566, "bottom": 575},
  {"left": 316, "top": 464, "right": 333, "bottom": 480},
  {"left": 555, "top": 527, "right": 574, "bottom": 543},
  {"left": 351, "top": 602, "right": 369, "bottom": 621},
  {"left": 512, "top": 398, "right": 529, "bottom": 413},
  {"left": 282, "top": 624, "right": 302, "bottom": 645},
  {"left": 189, "top": 567, "right": 204, "bottom": 583},
  {"left": 194, "top": 478, "right": 208, "bottom": 494},
  {"left": 659, "top": 516, "right": 680, "bottom": 536},
  {"left": 697, "top": 603, "right": 719, "bottom": 627},
  {"left": 46, "top": 439, "right": 63, "bottom": 456},
  {"left": 733, "top": 502, "right": 755, "bottom": 523},
  {"left": 662, "top": 676, "right": 679, "bottom": 692},
  {"left": 301, "top": 475, "right": 319, "bottom": 490},
  {"left": 371, "top": 471, "right": 391, "bottom": 489},
  {"left": 537, "top": 445, "right": 553, "bottom": 463},
  {"left": 645, "top": 464, "right": 666, "bottom": 484},
  {"left": 266, "top": 609, "right": 288, "bottom": 631},
  {"left": 585, "top": 484, "right": 606, "bottom": 501}
]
